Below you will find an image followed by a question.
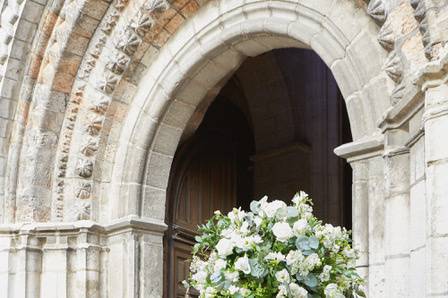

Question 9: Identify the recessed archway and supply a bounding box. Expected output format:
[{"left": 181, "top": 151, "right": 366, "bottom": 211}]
[{"left": 107, "top": 0, "right": 392, "bottom": 296}]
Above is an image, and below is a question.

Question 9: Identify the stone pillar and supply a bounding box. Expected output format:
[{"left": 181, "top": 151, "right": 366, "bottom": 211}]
[
  {"left": 351, "top": 160, "right": 369, "bottom": 281},
  {"left": 383, "top": 129, "right": 410, "bottom": 297},
  {"left": 367, "top": 156, "right": 386, "bottom": 297},
  {"left": 335, "top": 135, "right": 386, "bottom": 296},
  {"left": 423, "top": 81, "right": 448, "bottom": 296}
]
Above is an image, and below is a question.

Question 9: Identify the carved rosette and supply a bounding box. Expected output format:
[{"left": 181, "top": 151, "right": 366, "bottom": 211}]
[{"left": 383, "top": 51, "right": 403, "bottom": 83}]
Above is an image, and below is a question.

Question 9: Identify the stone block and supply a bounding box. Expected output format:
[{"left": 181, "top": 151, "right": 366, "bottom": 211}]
[{"left": 409, "top": 180, "right": 426, "bottom": 249}]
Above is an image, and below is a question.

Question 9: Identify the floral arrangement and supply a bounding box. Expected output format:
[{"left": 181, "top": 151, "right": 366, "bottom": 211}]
[{"left": 184, "top": 191, "right": 365, "bottom": 298}]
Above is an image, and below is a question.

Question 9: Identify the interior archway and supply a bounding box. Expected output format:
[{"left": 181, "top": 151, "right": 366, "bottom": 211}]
[{"left": 164, "top": 48, "right": 352, "bottom": 297}]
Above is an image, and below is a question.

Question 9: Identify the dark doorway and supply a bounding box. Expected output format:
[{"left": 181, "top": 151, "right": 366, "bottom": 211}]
[{"left": 164, "top": 48, "right": 352, "bottom": 297}]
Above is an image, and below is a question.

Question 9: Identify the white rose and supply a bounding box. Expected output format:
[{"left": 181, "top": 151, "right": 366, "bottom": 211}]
[
  {"left": 289, "top": 283, "right": 308, "bottom": 298},
  {"left": 272, "top": 222, "right": 293, "bottom": 242},
  {"left": 216, "top": 238, "right": 234, "bottom": 257},
  {"left": 275, "top": 269, "right": 291, "bottom": 283},
  {"left": 293, "top": 219, "right": 308, "bottom": 235},
  {"left": 234, "top": 255, "right": 251, "bottom": 274},
  {"left": 262, "top": 200, "right": 287, "bottom": 218}
]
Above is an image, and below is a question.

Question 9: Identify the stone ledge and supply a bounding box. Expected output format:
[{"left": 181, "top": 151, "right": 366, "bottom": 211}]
[
  {"left": 334, "top": 134, "right": 384, "bottom": 161},
  {"left": 0, "top": 215, "right": 168, "bottom": 236}
]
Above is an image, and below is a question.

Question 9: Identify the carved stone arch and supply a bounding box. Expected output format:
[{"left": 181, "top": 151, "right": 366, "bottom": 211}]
[{"left": 109, "top": 0, "right": 392, "bottom": 222}]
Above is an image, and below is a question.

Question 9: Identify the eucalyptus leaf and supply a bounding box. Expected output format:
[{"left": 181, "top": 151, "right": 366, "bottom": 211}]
[
  {"left": 309, "top": 237, "right": 319, "bottom": 249},
  {"left": 304, "top": 274, "right": 318, "bottom": 288},
  {"left": 249, "top": 258, "right": 268, "bottom": 278}
]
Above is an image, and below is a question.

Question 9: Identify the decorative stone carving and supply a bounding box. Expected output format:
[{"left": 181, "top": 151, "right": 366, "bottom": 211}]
[
  {"left": 102, "top": 10, "right": 120, "bottom": 35},
  {"left": 98, "top": 73, "right": 119, "bottom": 94},
  {"left": 378, "top": 22, "right": 394, "bottom": 51},
  {"left": 85, "top": 116, "right": 103, "bottom": 135},
  {"left": 75, "top": 158, "right": 93, "bottom": 178},
  {"left": 89, "top": 97, "right": 110, "bottom": 114},
  {"left": 116, "top": 30, "right": 141, "bottom": 56},
  {"left": 130, "top": 10, "right": 154, "bottom": 37},
  {"left": 383, "top": 51, "right": 403, "bottom": 83},
  {"left": 106, "top": 52, "right": 130, "bottom": 75},
  {"left": 144, "top": 0, "right": 169, "bottom": 12},
  {"left": 367, "top": 0, "right": 387, "bottom": 23},
  {"left": 115, "top": 0, "right": 129, "bottom": 10},
  {"left": 72, "top": 200, "right": 91, "bottom": 220},
  {"left": 76, "top": 183, "right": 92, "bottom": 200},
  {"left": 80, "top": 138, "right": 99, "bottom": 156}
]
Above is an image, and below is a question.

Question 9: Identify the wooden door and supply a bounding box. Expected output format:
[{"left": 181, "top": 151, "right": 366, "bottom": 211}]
[{"left": 164, "top": 135, "right": 238, "bottom": 297}]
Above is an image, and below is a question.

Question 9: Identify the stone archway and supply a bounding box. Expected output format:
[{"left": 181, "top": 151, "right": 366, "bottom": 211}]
[
  {"left": 6, "top": 0, "right": 448, "bottom": 296},
  {"left": 107, "top": 0, "right": 391, "bottom": 296}
]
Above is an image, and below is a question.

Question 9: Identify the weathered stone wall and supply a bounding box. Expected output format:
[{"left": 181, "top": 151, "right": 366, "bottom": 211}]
[{"left": 0, "top": 0, "right": 447, "bottom": 296}]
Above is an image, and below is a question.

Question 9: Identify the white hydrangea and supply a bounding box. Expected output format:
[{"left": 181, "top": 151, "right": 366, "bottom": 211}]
[
  {"left": 324, "top": 283, "right": 345, "bottom": 298},
  {"left": 319, "top": 265, "right": 332, "bottom": 282},
  {"left": 289, "top": 283, "right": 308, "bottom": 298}
]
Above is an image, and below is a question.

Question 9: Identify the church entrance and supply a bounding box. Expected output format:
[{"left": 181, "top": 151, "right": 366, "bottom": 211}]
[{"left": 163, "top": 48, "right": 352, "bottom": 297}]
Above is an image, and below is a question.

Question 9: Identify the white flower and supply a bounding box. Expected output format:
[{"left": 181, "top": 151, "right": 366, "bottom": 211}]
[
  {"left": 289, "top": 283, "right": 308, "bottom": 298},
  {"left": 286, "top": 250, "right": 304, "bottom": 266},
  {"left": 228, "top": 285, "right": 240, "bottom": 294},
  {"left": 192, "top": 271, "right": 207, "bottom": 284},
  {"left": 293, "top": 219, "right": 308, "bottom": 235},
  {"left": 275, "top": 269, "right": 290, "bottom": 284},
  {"left": 292, "top": 191, "right": 308, "bottom": 205},
  {"left": 261, "top": 200, "right": 287, "bottom": 218},
  {"left": 304, "top": 253, "right": 321, "bottom": 269},
  {"left": 228, "top": 208, "right": 246, "bottom": 224},
  {"left": 216, "top": 238, "right": 234, "bottom": 257},
  {"left": 254, "top": 216, "right": 263, "bottom": 227},
  {"left": 213, "top": 259, "right": 226, "bottom": 273},
  {"left": 234, "top": 255, "right": 251, "bottom": 274},
  {"left": 319, "top": 265, "right": 332, "bottom": 282},
  {"left": 265, "top": 252, "right": 285, "bottom": 262},
  {"left": 276, "top": 285, "right": 288, "bottom": 298},
  {"left": 272, "top": 222, "right": 293, "bottom": 242},
  {"left": 324, "top": 283, "right": 345, "bottom": 298},
  {"left": 204, "top": 286, "right": 217, "bottom": 298},
  {"left": 224, "top": 271, "right": 239, "bottom": 282}
]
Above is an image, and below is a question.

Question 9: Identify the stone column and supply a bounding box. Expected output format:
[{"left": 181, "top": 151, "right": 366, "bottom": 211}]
[
  {"left": 335, "top": 135, "right": 386, "bottom": 296},
  {"left": 383, "top": 129, "right": 410, "bottom": 297},
  {"left": 422, "top": 81, "right": 448, "bottom": 296}
]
